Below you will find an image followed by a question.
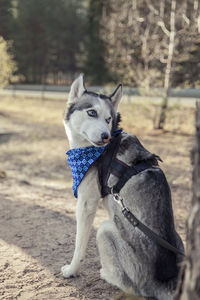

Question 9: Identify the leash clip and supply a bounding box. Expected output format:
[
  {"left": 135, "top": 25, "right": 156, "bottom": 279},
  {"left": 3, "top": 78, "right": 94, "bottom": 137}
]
[{"left": 110, "top": 188, "right": 126, "bottom": 210}]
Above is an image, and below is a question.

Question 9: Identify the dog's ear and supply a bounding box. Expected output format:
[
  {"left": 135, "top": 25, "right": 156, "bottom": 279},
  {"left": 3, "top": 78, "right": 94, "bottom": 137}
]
[
  {"left": 110, "top": 84, "right": 123, "bottom": 111},
  {"left": 68, "top": 74, "right": 86, "bottom": 103}
]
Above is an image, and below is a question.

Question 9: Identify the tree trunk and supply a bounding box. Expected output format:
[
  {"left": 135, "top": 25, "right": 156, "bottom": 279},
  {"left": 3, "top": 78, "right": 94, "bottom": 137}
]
[
  {"left": 175, "top": 102, "right": 200, "bottom": 300},
  {"left": 155, "top": 0, "right": 176, "bottom": 130}
]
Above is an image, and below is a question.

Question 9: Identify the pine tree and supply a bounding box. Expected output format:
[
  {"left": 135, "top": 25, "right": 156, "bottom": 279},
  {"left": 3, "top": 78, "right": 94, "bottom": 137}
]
[
  {"left": 0, "top": 0, "right": 13, "bottom": 40},
  {"left": 83, "top": 0, "right": 110, "bottom": 84},
  {"left": 11, "top": 0, "right": 85, "bottom": 83},
  {"left": 11, "top": 0, "right": 49, "bottom": 83}
]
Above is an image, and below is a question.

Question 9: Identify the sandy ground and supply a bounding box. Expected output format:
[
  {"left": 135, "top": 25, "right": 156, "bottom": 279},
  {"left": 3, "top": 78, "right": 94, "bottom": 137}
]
[{"left": 0, "top": 96, "right": 194, "bottom": 300}]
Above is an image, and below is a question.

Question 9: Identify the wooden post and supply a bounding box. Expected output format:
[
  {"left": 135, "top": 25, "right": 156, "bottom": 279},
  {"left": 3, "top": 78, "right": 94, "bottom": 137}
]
[{"left": 175, "top": 101, "right": 200, "bottom": 299}]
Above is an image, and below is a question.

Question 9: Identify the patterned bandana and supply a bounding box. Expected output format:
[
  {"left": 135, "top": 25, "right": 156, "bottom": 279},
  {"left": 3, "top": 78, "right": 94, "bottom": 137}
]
[{"left": 66, "top": 146, "right": 106, "bottom": 198}]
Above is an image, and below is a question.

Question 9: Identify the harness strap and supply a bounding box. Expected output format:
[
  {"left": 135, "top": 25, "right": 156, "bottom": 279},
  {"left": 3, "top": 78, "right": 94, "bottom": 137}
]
[
  {"left": 112, "top": 160, "right": 152, "bottom": 194},
  {"left": 110, "top": 159, "right": 128, "bottom": 176},
  {"left": 98, "top": 133, "right": 122, "bottom": 197},
  {"left": 99, "top": 132, "right": 152, "bottom": 196},
  {"left": 103, "top": 160, "right": 152, "bottom": 195}
]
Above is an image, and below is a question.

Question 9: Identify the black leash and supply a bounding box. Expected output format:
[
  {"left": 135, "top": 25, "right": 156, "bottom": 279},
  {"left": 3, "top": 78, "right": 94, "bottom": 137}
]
[{"left": 111, "top": 191, "right": 185, "bottom": 257}]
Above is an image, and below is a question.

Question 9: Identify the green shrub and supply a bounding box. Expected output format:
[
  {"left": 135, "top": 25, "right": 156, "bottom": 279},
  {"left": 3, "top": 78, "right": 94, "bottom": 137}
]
[{"left": 0, "top": 36, "right": 17, "bottom": 88}]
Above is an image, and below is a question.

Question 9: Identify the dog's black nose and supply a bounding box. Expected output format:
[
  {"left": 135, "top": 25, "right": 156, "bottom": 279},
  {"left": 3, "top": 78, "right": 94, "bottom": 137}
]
[
  {"left": 101, "top": 132, "right": 109, "bottom": 140},
  {"left": 101, "top": 132, "right": 111, "bottom": 143}
]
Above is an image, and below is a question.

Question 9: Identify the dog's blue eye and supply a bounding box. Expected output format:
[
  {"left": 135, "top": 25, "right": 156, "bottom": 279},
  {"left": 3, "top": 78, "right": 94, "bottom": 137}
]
[
  {"left": 87, "top": 110, "right": 97, "bottom": 117},
  {"left": 106, "top": 117, "right": 111, "bottom": 124}
]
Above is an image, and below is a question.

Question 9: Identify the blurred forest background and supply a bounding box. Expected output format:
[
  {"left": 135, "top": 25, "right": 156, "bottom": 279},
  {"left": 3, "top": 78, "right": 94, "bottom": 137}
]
[{"left": 1, "top": 0, "right": 200, "bottom": 88}]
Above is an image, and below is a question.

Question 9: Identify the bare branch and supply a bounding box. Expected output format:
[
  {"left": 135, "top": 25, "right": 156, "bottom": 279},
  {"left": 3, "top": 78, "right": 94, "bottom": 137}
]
[
  {"left": 198, "top": 15, "right": 200, "bottom": 32},
  {"left": 160, "top": 55, "right": 168, "bottom": 64},
  {"left": 157, "top": 20, "right": 170, "bottom": 37},
  {"left": 160, "top": 0, "right": 165, "bottom": 19},
  {"left": 145, "top": 0, "right": 159, "bottom": 15},
  {"left": 194, "top": 0, "right": 199, "bottom": 11},
  {"left": 182, "top": 13, "right": 190, "bottom": 25},
  {"left": 164, "top": 0, "right": 176, "bottom": 90}
]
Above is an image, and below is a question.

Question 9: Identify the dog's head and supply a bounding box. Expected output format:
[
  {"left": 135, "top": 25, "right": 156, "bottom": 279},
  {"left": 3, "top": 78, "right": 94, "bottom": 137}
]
[{"left": 63, "top": 74, "right": 122, "bottom": 148}]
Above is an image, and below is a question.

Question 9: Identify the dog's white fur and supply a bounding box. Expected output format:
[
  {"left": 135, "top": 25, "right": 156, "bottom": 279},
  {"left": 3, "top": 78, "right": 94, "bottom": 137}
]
[
  {"left": 64, "top": 75, "right": 121, "bottom": 148},
  {"left": 62, "top": 74, "right": 122, "bottom": 277}
]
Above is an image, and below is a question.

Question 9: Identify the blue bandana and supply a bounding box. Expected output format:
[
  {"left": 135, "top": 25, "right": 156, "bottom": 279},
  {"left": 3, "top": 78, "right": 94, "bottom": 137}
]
[{"left": 66, "top": 146, "right": 106, "bottom": 198}]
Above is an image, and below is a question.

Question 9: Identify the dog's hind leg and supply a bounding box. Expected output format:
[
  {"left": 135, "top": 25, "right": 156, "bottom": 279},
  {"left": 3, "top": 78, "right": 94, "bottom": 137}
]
[
  {"left": 97, "top": 220, "right": 140, "bottom": 295},
  {"left": 97, "top": 221, "right": 174, "bottom": 299}
]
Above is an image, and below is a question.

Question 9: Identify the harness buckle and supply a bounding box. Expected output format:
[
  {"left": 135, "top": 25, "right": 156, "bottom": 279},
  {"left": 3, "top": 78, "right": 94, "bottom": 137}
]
[{"left": 110, "top": 187, "right": 126, "bottom": 210}]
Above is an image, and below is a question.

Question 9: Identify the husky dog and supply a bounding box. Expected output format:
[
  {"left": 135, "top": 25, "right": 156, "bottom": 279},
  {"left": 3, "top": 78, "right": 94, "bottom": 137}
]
[{"left": 62, "top": 75, "right": 184, "bottom": 300}]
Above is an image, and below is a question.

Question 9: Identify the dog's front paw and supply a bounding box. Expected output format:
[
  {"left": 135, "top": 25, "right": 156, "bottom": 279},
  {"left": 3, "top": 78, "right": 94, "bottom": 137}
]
[{"left": 61, "top": 264, "right": 79, "bottom": 278}]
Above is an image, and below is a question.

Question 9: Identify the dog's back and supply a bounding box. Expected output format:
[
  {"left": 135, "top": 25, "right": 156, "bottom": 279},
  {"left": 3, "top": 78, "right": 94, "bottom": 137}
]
[{"left": 101, "top": 132, "right": 184, "bottom": 298}]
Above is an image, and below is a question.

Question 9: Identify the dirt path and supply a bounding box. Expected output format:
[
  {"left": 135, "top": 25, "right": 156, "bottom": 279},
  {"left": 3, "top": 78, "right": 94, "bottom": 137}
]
[{"left": 0, "top": 96, "right": 194, "bottom": 299}]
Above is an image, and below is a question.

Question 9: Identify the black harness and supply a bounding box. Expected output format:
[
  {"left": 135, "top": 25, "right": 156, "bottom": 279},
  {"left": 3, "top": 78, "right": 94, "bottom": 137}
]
[
  {"left": 98, "top": 133, "right": 152, "bottom": 197},
  {"left": 98, "top": 132, "right": 184, "bottom": 257}
]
